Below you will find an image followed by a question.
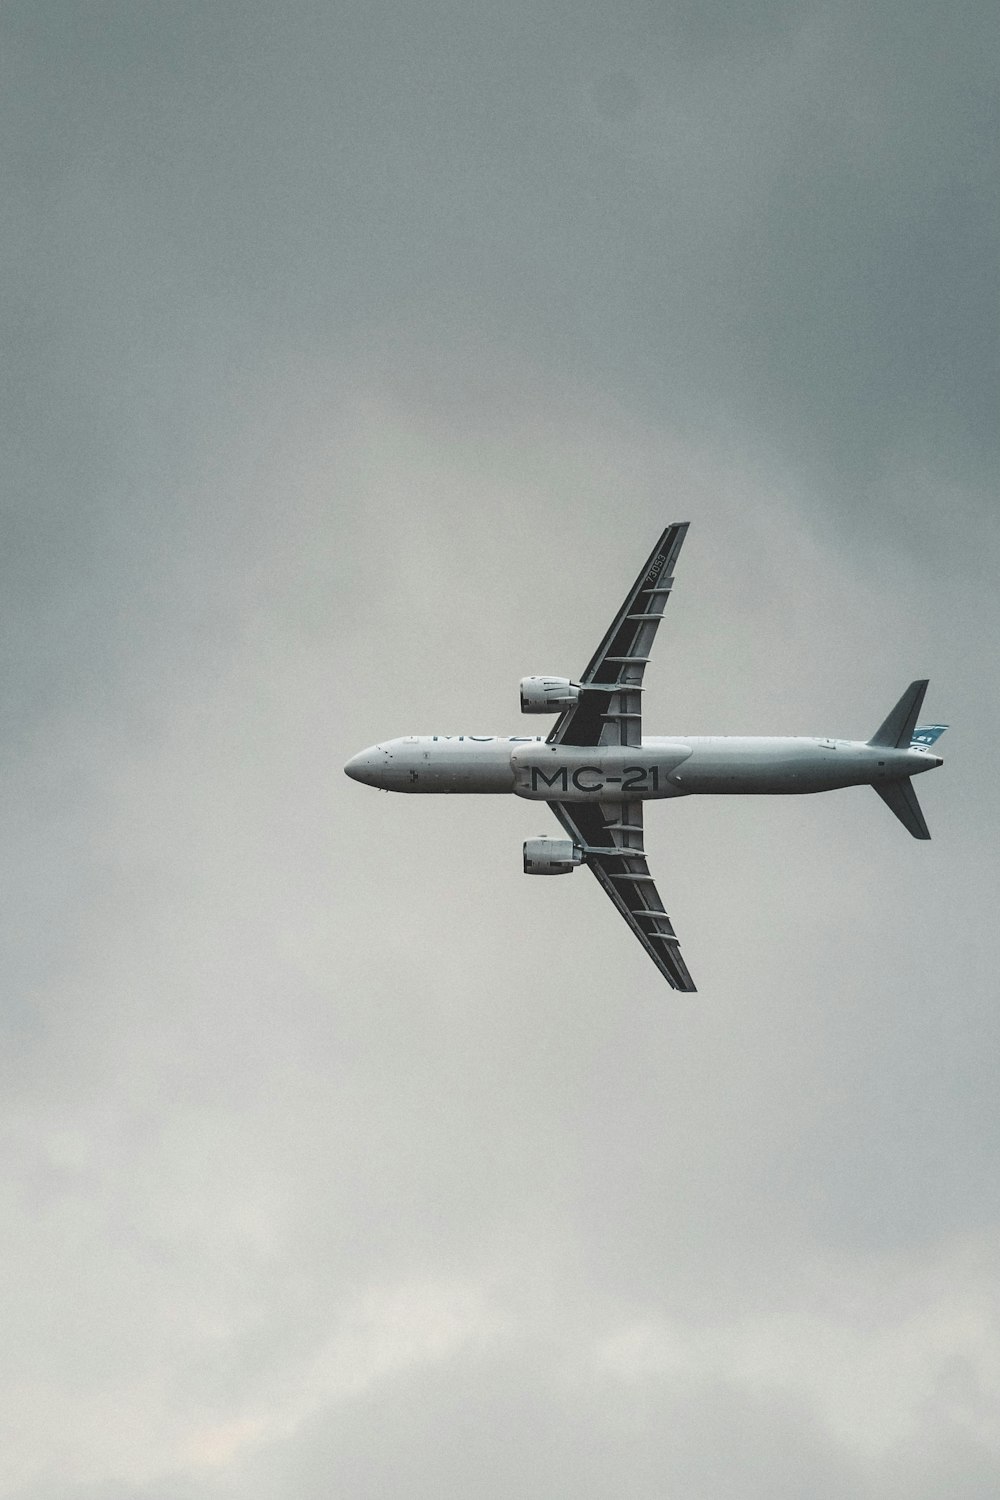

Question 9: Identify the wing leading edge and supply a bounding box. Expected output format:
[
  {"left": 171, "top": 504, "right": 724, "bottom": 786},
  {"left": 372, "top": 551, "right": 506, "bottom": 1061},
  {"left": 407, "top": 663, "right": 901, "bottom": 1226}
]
[{"left": 549, "top": 798, "right": 696, "bottom": 992}]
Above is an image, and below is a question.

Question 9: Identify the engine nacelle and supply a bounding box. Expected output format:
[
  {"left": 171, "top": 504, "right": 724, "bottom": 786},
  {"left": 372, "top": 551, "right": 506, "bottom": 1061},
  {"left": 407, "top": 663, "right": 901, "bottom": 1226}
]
[
  {"left": 523, "top": 836, "right": 583, "bottom": 875},
  {"left": 519, "top": 676, "right": 581, "bottom": 713}
]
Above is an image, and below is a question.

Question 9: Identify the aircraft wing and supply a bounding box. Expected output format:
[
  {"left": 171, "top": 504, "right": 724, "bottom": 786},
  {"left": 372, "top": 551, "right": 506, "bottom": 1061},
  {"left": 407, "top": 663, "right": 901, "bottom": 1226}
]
[
  {"left": 548, "top": 522, "right": 689, "bottom": 750},
  {"left": 549, "top": 798, "right": 697, "bottom": 992}
]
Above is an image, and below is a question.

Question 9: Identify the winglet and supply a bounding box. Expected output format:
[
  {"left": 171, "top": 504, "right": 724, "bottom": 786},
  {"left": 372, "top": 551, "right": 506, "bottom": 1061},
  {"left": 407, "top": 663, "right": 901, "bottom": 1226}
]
[
  {"left": 868, "top": 680, "right": 929, "bottom": 749},
  {"left": 872, "top": 777, "right": 931, "bottom": 839}
]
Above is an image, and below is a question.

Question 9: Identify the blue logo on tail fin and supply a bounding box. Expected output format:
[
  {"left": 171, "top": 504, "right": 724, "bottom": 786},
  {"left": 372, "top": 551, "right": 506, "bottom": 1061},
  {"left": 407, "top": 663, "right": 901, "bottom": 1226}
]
[{"left": 911, "top": 724, "right": 948, "bottom": 747}]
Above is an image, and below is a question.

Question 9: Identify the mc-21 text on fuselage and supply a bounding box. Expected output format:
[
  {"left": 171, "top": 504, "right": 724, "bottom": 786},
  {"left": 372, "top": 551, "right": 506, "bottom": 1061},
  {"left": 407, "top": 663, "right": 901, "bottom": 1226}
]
[{"left": 510, "top": 742, "right": 692, "bottom": 801}]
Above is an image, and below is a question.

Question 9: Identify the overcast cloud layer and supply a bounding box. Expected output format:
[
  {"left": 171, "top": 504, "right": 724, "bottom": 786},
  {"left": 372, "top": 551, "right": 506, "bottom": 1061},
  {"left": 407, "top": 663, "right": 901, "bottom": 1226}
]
[{"left": 3, "top": 2, "right": 999, "bottom": 1495}]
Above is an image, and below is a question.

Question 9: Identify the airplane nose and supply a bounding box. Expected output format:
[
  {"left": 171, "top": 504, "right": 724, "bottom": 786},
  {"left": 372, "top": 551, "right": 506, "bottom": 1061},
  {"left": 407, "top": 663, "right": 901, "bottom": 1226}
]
[{"left": 344, "top": 749, "right": 380, "bottom": 786}]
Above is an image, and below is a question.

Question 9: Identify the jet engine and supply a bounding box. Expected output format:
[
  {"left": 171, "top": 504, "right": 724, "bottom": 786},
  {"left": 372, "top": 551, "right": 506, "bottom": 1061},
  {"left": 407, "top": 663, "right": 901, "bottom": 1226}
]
[
  {"left": 519, "top": 676, "right": 581, "bottom": 713},
  {"left": 523, "top": 836, "right": 583, "bottom": 875}
]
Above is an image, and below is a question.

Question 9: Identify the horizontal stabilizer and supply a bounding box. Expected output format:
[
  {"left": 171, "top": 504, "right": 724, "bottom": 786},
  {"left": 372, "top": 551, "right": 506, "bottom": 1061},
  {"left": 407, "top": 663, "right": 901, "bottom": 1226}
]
[
  {"left": 873, "top": 778, "right": 931, "bottom": 839},
  {"left": 869, "top": 680, "right": 929, "bottom": 749}
]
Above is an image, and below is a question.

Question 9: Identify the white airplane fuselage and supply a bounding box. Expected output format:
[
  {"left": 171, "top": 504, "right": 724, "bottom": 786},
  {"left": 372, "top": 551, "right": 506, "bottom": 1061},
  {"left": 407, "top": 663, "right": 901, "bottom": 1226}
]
[{"left": 344, "top": 734, "right": 941, "bottom": 800}]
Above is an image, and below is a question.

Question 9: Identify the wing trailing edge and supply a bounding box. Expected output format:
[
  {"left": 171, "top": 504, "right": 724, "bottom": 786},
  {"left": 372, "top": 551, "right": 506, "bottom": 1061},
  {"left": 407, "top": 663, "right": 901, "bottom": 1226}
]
[{"left": 549, "top": 799, "right": 697, "bottom": 991}]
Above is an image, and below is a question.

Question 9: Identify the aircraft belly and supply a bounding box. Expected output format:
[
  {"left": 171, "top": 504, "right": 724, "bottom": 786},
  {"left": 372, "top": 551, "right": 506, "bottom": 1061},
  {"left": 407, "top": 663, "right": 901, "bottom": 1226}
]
[
  {"left": 380, "top": 736, "right": 884, "bottom": 795},
  {"left": 394, "top": 740, "right": 515, "bottom": 793},
  {"left": 435, "top": 757, "right": 514, "bottom": 792},
  {"left": 673, "top": 741, "right": 873, "bottom": 794}
]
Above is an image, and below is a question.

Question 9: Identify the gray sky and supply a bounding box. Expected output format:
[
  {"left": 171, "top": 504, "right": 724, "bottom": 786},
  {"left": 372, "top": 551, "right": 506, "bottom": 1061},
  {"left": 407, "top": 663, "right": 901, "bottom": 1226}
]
[{"left": 3, "top": 2, "right": 998, "bottom": 1495}]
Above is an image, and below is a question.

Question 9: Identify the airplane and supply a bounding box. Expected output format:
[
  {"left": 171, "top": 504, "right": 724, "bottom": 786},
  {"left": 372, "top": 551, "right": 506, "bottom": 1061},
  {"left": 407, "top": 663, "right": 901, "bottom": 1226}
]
[{"left": 345, "top": 524, "right": 946, "bottom": 991}]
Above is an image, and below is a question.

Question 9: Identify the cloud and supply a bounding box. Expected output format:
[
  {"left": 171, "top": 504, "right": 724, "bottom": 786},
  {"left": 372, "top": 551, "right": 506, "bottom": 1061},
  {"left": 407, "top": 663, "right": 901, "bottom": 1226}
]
[{"left": 2, "top": 1, "right": 997, "bottom": 1495}]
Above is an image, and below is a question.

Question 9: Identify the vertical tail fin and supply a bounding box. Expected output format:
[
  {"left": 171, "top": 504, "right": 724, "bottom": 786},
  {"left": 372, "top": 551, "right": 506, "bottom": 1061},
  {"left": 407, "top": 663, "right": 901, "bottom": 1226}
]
[
  {"left": 873, "top": 778, "right": 931, "bottom": 839},
  {"left": 868, "top": 680, "right": 929, "bottom": 749},
  {"left": 911, "top": 724, "right": 949, "bottom": 748}
]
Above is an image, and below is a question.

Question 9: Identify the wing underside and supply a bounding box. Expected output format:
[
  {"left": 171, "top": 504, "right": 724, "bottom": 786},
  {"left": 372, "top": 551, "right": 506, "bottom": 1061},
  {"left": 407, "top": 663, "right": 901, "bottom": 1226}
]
[
  {"left": 548, "top": 522, "right": 689, "bottom": 750},
  {"left": 549, "top": 798, "right": 696, "bottom": 992}
]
